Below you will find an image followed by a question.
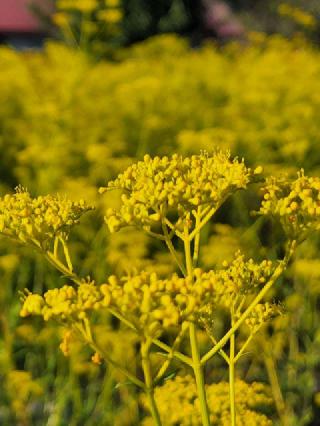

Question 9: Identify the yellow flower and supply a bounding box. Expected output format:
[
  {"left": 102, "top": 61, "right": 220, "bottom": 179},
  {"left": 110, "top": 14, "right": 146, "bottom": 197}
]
[
  {"left": 98, "top": 9, "right": 123, "bottom": 24},
  {"left": 278, "top": 4, "right": 316, "bottom": 29},
  {"left": 57, "top": 0, "right": 98, "bottom": 13},
  {"left": 142, "top": 375, "right": 273, "bottom": 425},
  {"left": 259, "top": 171, "right": 320, "bottom": 238},
  {"left": 101, "top": 152, "right": 259, "bottom": 234},
  {"left": 52, "top": 12, "right": 69, "bottom": 28},
  {"left": 0, "top": 188, "right": 93, "bottom": 248}
]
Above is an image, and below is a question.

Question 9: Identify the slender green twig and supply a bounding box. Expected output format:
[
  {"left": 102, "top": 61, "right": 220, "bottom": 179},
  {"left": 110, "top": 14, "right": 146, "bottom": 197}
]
[
  {"left": 164, "top": 217, "right": 184, "bottom": 240},
  {"left": 141, "top": 227, "right": 166, "bottom": 241},
  {"left": 189, "top": 205, "right": 217, "bottom": 241},
  {"left": 141, "top": 339, "right": 162, "bottom": 426},
  {"left": 162, "top": 219, "right": 186, "bottom": 275},
  {"left": 193, "top": 207, "right": 201, "bottom": 267},
  {"left": 106, "top": 308, "right": 193, "bottom": 366},
  {"left": 59, "top": 237, "right": 74, "bottom": 272},
  {"left": 76, "top": 323, "right": 145, "bottom": 390},
  {"left": 155, "top": 324, "right": 189, "bottom": 383},
  {"left": 229, "top": 309, "right": 236, "bottom": 426},
  {"left": 53, "top": 236, "right": 59, "bottom": 258},
  {"left": 44, "top": 251, "right": 82, "bottom": 285},
  {"left": 207, "top": 334, "right": 230, "bottom": 364},
  {"left": 152, "top": 338, "right": 193, "bottom": 367},
  {"left": 190, "top": 322, "right": 210, "bottom": 426},
  {"left": 263, "top": 348, "right": 288, "bottom": 426},
  {"left": 184, "top": 226, "right": 211, "bottom": 426}
]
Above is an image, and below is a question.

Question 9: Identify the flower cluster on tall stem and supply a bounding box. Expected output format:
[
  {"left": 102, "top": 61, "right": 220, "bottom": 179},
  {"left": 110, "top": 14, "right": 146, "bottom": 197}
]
[{"left": 2, "top": 151, "right": 315, "bottom": 425}]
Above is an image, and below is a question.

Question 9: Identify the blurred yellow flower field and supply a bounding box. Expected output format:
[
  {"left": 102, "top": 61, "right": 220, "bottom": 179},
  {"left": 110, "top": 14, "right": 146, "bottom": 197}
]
[{"left": 1, "top": 30, "right": 320, "bottom": 425}]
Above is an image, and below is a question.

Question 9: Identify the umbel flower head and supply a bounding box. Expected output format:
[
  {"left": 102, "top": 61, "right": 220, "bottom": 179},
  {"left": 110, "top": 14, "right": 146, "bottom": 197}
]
[
  {"left": 142, "top": 375, "right": 273, "bottom": 426},
  {"left": 20, "top": 253, "right": 276, "bottom": 338},
  {"left": 0, "top": 187, "right": 93, "bottom": 248},
  {"left": 259, "top": 170, "right": 320, "bottom": 239},
  {"left": 20, "top": 280, "right": 110, "bottom": 321},
  {"left": 96, "top": 254, "right": 274, "bottom": 337},
  {"left": 100, "top": 152, "right": 262, "bottom": 233}
]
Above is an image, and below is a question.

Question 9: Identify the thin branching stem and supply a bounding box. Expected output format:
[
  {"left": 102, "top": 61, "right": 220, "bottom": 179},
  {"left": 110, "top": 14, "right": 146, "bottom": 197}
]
[
  {"left": 76, "top": 322, "right": 145, "bottom": 390},
  {"left": 141, "top": 339, "right": 162, "bottom": 426},
  {"left": 162, "top": 219, "right": 186, "bottom": 275},
  {"left": 193, "top": 207, "right": 201, "bottom": 267},
  {"left": 184, "top": 225, "right": 211, "bottom": 426},
  {"left": 155, "top": 324, "right": 189, "bottom": 383},
  {"left": 229, "top": 308, "right": 236, "bottom": 426},
  {"left": 44, "top": 251, "right": 82, "bottom": 286}
]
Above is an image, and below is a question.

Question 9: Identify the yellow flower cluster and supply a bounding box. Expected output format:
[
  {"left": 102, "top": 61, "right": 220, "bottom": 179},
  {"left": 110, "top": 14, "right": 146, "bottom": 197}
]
[
  {"left": 54, "top": 0, "right": 123, "bottom": 57},
  {"left": 219, "top": 253, "right": 274, "bottom": 298},
  {"left": 3, "top": 35, "right": 320, "bottom": 200},
  {"left": 259, "top": 171, "right": 320, "bottom": 238},
  {"left": 101, "top": 152, "right": 260, "bottom": 233},
  {"left": 59, "top": 330, "right": 73, "bottom": 356},
  {"left": 142, "top": 375, "right": 273, "bottom": 425},
  {"left": 20, "top": 253, "right": 274, "bottom": 337},
  {"left": 197, "top": 254, "right": 276, "bottom": 329},
  {"left": 278, "top": 4, "right": 316, "bottom": 28},
  {"left": 106, "top": 257, "right": 275, "bottom": 335},
  {"left": 20, "top": 281, "right": 110, "bottom": 321},
  {"left": 245, "top": 302, "right": 283, "bottom": 333},
  {"left": 57, "top": 0, "right": 98, "bottom": 13},
  {"left": 104, "top": 271, "right": 207, "bottom": 334},
  {"left": 0, "top": 188, "right": 93, "bottom": 248},
  {"left": 6, "top": 370, "right": 42, "bottom": 421}
]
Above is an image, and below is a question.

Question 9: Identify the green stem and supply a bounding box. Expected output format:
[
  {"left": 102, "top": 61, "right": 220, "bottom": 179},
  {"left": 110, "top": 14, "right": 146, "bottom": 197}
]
[
  {"left": 184, "top": 227, "right": 210, "bottom": 426},
  {"left": 183, "top": 231, "right": 193, "bottom": 278},
  {"left": 189, "top": 205, "right": 217, "bottom": 240},
  {"left": 263, "top": 348, "right": 288, "bottom": 426},
  {"left": 233, "top": 330, "right": 257, "bottom": 364},
  {"left": 193, "top": 208, "right": 201, "bottom": 267},
  {"left": 164, "top": 217, "right": 184, "bottom": 240},
  {"left": 189, "top": 194, "right": 233, "bottom": 241},
  {"left": 59, "top": 237, "right": 74, "bottom": 272},
  {"left": 155, "top": 324, "right": 188, "bottom": 383},
  {"left": 141, "top": 340, "right": 162, "bottom": 426},
  {"left": 106, "top": 308, "right": 193, "bottom": 366},
  {"left": 44, "top": 251, "right": 82, "bottom": 285},
  {"left": 142, "top": 228, "right": 166, "bottom": 241},
  {"left": 152, "top": 338, "right": 193, "bottom": 367},
  {"left": 208, "top": 334, "right": 230, "bottom": 364},
  {"left": 77, "top": 324, "right": 145, "bottom": 390},
  {"left": 201, "top": 240, "right": 296, "bottom": 365},
  {"left": 190, "top": 322, "right": 211, "bottom": 426},
  {"left": 162, "top": 220, "right": 187, "bottom": 275},
  {"left": 54, "top": 236, "right": 59, "bottom": 258},
  {"left": 229, "top": 315, "right": 236, "bottom": 426}
]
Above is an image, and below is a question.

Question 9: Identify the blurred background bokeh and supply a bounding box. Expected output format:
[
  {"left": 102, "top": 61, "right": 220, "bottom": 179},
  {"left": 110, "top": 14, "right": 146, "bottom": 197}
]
[{"left": 1, "top": 1, "right": 320, "bottom": 425}]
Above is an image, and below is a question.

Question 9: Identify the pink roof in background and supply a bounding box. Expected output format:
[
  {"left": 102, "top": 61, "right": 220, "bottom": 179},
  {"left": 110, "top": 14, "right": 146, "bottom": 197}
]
[{"left": 0, "top": 0, "right": 53, "bottom": 32}]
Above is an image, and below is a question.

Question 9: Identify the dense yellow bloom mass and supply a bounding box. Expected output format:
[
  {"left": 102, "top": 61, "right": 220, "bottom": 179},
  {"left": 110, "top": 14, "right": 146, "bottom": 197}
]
[
  {"left": 0, "top": 188, "right": 93, "bottom": 248},
  {"left": 259, "top": 171, "right": 320, "bottom": 238},
  {"left": 142, "top": 375, "right": 273, "bottom": 425},
  {"left": 57, "top": 0, "right": 98, "bottom": 13},
  {"left": 245, "top": 302, "right": 282, "bottom": 332},
  {"left": 20, "top": 281, "right": 110, "bottom": 321},
  {"left": 20, "top": 252, "right": 276, "bottom": 337},
  {"left": 2, "top": 33, "right": 320, "bottom": 425},
  {"left": 278, "top": 4, "right": 316, "bottom": 28},
  {"left": 101, "top": 152, "right": 261, "bottom": 233}
]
